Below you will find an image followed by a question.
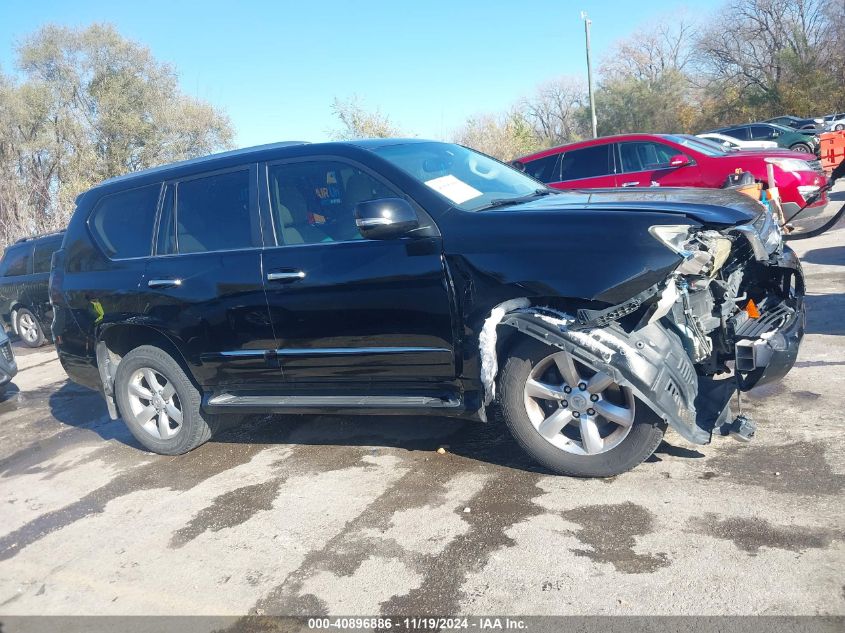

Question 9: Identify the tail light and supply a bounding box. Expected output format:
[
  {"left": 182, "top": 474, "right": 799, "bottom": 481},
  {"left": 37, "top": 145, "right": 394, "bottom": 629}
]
[{"left": 49, "top": 249, "right": 66, "bottom": 306}]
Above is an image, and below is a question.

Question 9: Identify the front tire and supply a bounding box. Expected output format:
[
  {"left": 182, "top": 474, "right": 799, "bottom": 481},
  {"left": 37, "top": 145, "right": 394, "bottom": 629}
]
[
  {"left": 497, "top": 338, "right": 665, "bottom": 477},
  {"left": 790, "top": 143, "right": 811, "bottom": 153},
  {"left": 114, "top": 345, "right": 221, "bottom": 455},
  {"left": 16, "top": 308, "right": 45, "bottom": 348}
]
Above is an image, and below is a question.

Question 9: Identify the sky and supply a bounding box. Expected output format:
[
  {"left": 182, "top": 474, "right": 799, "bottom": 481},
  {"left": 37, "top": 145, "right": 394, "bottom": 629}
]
[{"left": 0, "top": 0, "right": 722, "bottom": 148}]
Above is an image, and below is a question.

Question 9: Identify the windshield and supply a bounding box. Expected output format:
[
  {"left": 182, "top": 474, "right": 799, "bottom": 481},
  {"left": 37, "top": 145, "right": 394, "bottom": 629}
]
[
  {"left": 371, "top": 142, "right": 543, "bottom": 211},
  {"left": 664, "top": 134, "right": 727, "bottom": 157}
]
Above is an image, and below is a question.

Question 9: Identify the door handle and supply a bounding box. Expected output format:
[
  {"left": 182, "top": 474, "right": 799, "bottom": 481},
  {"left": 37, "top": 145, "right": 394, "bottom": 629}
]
[
  {"left": 147, "top": 278, "right": 182, "bottom": 289},
  {"left": 267, "top": 271, "right": 306, "bottom": 282},
  {"left": 621, "top": 181, "right": 640, "bottom": 187}
]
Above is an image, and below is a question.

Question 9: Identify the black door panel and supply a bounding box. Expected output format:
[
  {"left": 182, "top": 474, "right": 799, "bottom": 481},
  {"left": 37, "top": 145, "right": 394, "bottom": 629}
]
[
  {"left": 140, "top": 250, "right": 278, "bottom": 387},
  {"left": 140, "top": 165, "right": 280, "bottom": 388},
  {"left": 260, "top": 158, "right": 456, "bottom": 387},
  {"left": 262, "top": 239, "right": 455, "bottom": 383}
]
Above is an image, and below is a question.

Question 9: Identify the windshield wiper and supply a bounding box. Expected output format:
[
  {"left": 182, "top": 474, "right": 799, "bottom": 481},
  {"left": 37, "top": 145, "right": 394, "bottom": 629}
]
[{"left": 478, "top": 189, "right": 557, "bottom": 210}]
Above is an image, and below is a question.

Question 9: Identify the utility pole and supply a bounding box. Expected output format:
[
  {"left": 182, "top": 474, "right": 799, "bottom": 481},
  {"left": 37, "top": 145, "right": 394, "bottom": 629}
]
[{"left": 581, "top": 11, "right": 597, "bottom": 138}]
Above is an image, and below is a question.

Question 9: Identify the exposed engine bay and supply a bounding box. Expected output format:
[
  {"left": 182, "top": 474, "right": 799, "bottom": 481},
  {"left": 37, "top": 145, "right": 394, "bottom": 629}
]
[
  {"left": 647, "top": 207, "right": 804, "bottom": 390},
  {"left": 495, "top": 204, "right": 805, "bottom": 446}
]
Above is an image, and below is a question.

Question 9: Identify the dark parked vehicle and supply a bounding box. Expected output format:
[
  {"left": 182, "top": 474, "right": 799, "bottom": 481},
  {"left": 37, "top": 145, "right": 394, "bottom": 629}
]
[
  {"left": 709, "top": 123, "right": 820, "bottom": 155},
  {"left": 0, "top": 328, "right": 18, "bottom": 392},
  {"left": 764, "top": 116, "right": 823, "bottom": 131},
  {"left": 51, "top": 140, "right": 805, "bottom": 477},
  {"left": 0, "top": 232, "right": 65, "bottom": 347}
]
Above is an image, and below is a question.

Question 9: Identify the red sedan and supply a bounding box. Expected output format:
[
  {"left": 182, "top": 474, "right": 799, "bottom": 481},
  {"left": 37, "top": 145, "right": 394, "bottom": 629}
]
[{"left": 517, "top": 133, "right": 828, "bottom": 216}]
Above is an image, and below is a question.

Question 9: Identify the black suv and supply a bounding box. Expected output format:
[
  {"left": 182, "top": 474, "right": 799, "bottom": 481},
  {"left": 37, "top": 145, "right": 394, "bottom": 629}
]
[
  {"left": 51, "top": 140, "right": 804, "bottom": 477},
  {"left": 0, "top": 232, "right": 65, "bottom": 347}
]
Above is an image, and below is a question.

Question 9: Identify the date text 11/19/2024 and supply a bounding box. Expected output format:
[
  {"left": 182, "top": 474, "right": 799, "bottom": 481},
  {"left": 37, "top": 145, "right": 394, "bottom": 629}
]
[{"left": 307, "top": 616, "right": 528, "bottom": 630}]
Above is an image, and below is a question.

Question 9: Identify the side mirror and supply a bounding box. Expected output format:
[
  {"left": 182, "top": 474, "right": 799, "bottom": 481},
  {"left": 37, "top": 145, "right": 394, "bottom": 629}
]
[
  {"left": 669, "top": 154, "right": 692, "bottom": 168},
  {"left": 355, "top": 198, "right": 419, "bottom": 240}
]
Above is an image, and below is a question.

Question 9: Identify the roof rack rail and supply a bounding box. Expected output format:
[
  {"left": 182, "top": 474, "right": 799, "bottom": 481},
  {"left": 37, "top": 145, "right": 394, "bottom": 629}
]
[
  {"left": 13, "top": 230, "right": 66, "bottom": 244},
  {"left": 98, "top": 141, "right": 311, "bottom": 186}
]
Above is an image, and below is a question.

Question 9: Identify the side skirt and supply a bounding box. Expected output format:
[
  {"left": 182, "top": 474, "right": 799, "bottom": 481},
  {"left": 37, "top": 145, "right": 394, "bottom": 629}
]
[{"left": 202, "top": 392, "right": 468, "bottom": 417}]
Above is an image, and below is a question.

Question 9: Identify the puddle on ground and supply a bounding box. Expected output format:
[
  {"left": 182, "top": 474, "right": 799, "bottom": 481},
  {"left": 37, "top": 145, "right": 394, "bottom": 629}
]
[
  {"left": 690, "top": 513, "right": 838, "bottom": 555},
  {"left": 562, "top": 502, "right": 670, "bottom": 574}
]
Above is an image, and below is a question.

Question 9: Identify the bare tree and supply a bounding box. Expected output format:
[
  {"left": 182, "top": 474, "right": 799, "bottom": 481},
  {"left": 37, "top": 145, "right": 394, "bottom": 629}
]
[
  {"left": 328, "top": 96, "right": 401, "bottom": 140},
  {"left": 593, "top": 17, "right": 699, "bottom": 135},
  {"left": 602, "top": 17, "right": 697, "bottom": 83},
  {"left": 453, "top": 110, "right": 540, "bottom": 161},
  {"left": 695, "top": 0, "right": 844, "bottom": 116},
  {"left": 520, "top": 76, "right": 588, "bottom": 146},
  {"left": 0, "top": 23, "right": 233, "bottom": 249}
]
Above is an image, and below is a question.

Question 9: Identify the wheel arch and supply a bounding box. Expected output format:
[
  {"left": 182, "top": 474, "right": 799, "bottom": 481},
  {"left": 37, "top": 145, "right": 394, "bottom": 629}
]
[
  {"left": 96, "top": 323, "right": 195, "bottom": 419},
  {"left": 477, "top": 295, "right": 615, "bottom": 414},
  {"left": 499, "top": 309, "right": 710, "bottom": 445},
  {"left": 8, "top": 301, "right": 29, "bottom": 333}
]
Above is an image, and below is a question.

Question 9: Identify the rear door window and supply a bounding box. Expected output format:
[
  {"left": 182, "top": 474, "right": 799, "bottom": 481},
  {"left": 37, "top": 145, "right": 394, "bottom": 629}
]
[
  {"left": 0, "top": 245, "right": 31, "bottom": 277},
  {"left": 523, "top": 154, "right": 561, "bottom": 183},
  {"left": 89, "top": 184, "right": 162, "bottom": 259},
  {"left": 558, "top": 145, "right": 613, "bottom": 181},
  {"left": 750, "top": 125, "right": 776, "bottom": 140},
  {"left": 725, "top": 127, "right": 750, "bottom": 140},
  {"left": 32, "top": 238, "right": 63, "bottom": 274},
  {"left": 167, "top": 168, "right": 258, "bottom": 255}
]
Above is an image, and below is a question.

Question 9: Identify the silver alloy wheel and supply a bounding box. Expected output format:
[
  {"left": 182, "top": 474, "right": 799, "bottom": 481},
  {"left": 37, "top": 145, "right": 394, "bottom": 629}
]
[
  {"left": 523, "top": 350, "right": 636, "bottom": 456},
  {"left": 126, "top": 368, "right": 182, "bottom": 440},
  {"left": 792, "top": 144, "right": 811, "bottom": 153},
  {"left": 18, "top": 313, "right": 39, "bottom": 344}
]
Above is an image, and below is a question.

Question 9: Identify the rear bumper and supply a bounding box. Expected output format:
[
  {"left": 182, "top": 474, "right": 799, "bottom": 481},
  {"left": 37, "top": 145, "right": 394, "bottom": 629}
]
[{"left": 0, "top": 341, "right": 18, "bottom": 386}]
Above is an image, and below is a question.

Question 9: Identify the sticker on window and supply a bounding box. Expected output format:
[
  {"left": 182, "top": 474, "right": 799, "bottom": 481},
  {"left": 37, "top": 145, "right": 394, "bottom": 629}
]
[{"left": 424, "top": 175, "right": 482, "bottom": 204}]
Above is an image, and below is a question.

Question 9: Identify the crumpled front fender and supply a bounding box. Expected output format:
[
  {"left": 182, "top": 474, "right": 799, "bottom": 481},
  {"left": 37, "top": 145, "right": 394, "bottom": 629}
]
[{"left": 501, "top": 310, "right": 710, "bottom": 445}]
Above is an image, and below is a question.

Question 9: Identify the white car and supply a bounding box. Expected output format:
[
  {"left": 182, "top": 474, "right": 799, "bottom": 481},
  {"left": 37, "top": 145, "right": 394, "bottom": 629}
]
[
  {"left": 820, "top": 113, "right": 845, "bottom": 132},
  {"left": 696, "top": 132, "right": 778, "bottom": 150}
]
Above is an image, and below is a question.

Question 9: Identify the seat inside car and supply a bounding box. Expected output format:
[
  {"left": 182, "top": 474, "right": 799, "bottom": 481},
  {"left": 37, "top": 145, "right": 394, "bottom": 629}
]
[{"left": 274, "top": 182, "right": 329, "bottom": 245}]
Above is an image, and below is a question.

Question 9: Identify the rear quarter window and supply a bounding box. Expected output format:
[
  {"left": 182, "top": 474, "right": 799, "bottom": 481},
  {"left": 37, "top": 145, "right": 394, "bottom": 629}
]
[
  {"left": 0, "top": 245, "right": 32, "bottom": 277},
  {"left": 523, "top": 154, "right": 561, "bottom": 183},
  {"left": 89, "top": 184, "right": 162, "bottom": 259},
  {"left": 559, "top": 144, "right": 613, "bottom": 181},
  {"left": 32, "top": 238, "right": 63, "bottom": 274}
]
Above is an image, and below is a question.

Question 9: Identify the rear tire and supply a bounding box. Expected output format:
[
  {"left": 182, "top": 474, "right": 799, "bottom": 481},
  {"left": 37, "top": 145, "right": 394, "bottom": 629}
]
[
  {"left": 497, "top": 337, "right": 665, "bottom": 477},
  {"left": 789, "top": 143, "right": 811, "bottom": 153},
  {"left": 16, "top": 308, "right": 45, "bottom": 348},
  {"left": 114, "top": 345, "right": 223, "bottom": 455}
]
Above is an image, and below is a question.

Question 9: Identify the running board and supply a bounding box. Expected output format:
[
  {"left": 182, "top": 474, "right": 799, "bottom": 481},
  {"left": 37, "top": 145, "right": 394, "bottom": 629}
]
[{"left": 205, "top": 393, "right": 463, "bottom": 412}]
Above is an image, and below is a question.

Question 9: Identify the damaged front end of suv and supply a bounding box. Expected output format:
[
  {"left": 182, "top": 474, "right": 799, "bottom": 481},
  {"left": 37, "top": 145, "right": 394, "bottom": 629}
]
[{"left": 474, "top": 188, "right": 804, "bottom": 469}]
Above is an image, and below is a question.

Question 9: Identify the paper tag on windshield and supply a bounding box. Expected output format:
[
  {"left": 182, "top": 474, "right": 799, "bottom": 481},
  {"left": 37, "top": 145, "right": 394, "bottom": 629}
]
[{"left": 424, "top": 175, "right": 482, "bottom": 204}]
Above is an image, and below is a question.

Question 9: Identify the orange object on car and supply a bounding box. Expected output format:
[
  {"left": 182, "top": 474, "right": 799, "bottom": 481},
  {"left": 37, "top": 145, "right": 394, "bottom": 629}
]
[{"left": 745, "top": 299, "right": 761, "bottom": 319}]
